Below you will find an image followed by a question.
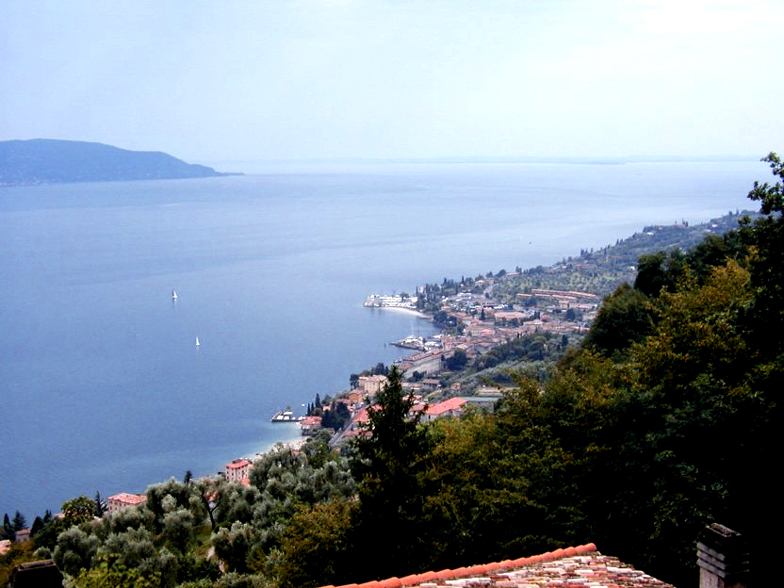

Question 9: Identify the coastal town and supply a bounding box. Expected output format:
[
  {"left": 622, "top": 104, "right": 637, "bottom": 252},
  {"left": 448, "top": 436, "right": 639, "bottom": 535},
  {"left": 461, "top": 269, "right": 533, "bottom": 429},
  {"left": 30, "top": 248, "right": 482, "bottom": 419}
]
[
  {"left": 52, "top": 212, "right": 748, "bottom": 524},
  {"left": 0, "top": 208, "right": 768, "bottom": 588},
  {"left": 263, "top": 211, "right": 751, "bottom": 448},
  {"left": 80, "top": 273, "right": 603, "bottom": 514},
  {"left": 0, "top": 212, "right": 745, "bottom": 548}
]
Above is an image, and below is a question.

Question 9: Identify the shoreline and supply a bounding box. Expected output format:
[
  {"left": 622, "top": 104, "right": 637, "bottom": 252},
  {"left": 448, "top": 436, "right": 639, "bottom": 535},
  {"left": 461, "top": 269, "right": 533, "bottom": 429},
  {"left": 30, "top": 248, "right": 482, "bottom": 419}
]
[
  {"left": 247, "top": 423, "right": 304, "bottom": 459},
  {"left": 368, "top": 305, "right": 431, "bottom": 320}
]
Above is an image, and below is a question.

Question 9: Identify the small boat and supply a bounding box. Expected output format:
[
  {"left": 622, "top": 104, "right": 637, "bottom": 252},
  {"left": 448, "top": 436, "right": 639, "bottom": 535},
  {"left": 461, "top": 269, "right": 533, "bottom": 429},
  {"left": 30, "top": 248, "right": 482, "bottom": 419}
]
[
  {"left": 195, "top": 336, "right": 200, "bottom": 347},
  {"left": 172, "top": 289, "right": 178, "bottom": 300}
]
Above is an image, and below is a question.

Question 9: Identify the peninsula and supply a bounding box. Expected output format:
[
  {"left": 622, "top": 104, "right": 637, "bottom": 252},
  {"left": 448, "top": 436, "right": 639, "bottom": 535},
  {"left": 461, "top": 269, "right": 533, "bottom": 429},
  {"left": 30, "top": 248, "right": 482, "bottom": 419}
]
[{"left": 0, "top": 139, "right": 235, "bottom": 185}]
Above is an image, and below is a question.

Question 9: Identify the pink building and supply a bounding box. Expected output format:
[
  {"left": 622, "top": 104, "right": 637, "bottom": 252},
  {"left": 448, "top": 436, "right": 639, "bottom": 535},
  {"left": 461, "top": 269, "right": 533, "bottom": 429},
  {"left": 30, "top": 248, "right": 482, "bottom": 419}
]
[
  {"left": 225, "top": 458, "right": 252, "bottom": 483},
  {"left": 107, "top": 493, "right": 147, "bottom": 513}
]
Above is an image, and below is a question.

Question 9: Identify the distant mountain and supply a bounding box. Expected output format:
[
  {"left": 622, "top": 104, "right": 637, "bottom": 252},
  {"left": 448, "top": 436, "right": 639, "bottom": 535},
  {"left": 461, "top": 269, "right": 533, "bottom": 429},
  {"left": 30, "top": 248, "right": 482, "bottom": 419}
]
[{"left": 0, "top": 139, "right": 235, "bottom": 185}]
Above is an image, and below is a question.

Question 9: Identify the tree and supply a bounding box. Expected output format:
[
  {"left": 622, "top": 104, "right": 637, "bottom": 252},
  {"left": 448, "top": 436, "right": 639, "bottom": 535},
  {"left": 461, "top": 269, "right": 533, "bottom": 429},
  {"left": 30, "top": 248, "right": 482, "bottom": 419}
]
[
  {"left": 30, "top": 516, "right": 45, "bottom": 537},
  {"left": 71, "top": 556, "right": 161, "bottom": 588},
  {"left": 275, "top": 499, "right": 356, "bottom": 588},
  {"left": 583, "top": 282, "right": 652, "bottom": 358},
  {"left": 53, "top": 526, "right": 100, "bottom": 576},
  {"left": 731, "top": 152, "right": 784, "bottom": 584},
  {"left": 62, "top": 495, "right": 96, "bottom": 527},
  {"left": 161, "top": 507, "right": 195, "bottom": 555},
  {"left": 103, "top": 526, "right": 157, "bottom": 569},
  {"left": 145, "top": 478, "right": 203, "bottom": 533},
  {"left": 445, "top": 348, "right": 468, "bottom": 371},
  {"left": 741, "top": 152, "right": 784, "bottom": 345},
  {"left": 11, "top": 511, "right": 26, "bottom": 532},
  {"left": 349, "top": 366, "right": 431, "bottom": 581},
  {"left": 195, "top": 477, "right": 227, "bottom": 531},
  {"left": 1, "top": 514, "right": 13, "bottom": 540},
  {"left": 211, "top": 522, "right": 258, "bottom": 574},
  {"left": 634, "top": 251, "right": 682, "bottom": 297},
  {"left": 94, "top": 491, "right": 106, "bottom": 518}
]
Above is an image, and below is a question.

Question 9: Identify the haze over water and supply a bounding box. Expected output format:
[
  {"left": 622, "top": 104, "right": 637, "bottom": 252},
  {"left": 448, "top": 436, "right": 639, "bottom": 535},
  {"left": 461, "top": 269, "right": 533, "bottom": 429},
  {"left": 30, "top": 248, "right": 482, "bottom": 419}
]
[{"left": 0, "top": 160, "right": 766, "bottom": 518}]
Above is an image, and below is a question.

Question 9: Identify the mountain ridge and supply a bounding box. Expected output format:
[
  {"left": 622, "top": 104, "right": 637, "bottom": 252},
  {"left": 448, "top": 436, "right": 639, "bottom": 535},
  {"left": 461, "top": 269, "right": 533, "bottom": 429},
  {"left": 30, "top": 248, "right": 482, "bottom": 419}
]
[{"left": 0, "top": 138, "right": 237, "bottom": 185}]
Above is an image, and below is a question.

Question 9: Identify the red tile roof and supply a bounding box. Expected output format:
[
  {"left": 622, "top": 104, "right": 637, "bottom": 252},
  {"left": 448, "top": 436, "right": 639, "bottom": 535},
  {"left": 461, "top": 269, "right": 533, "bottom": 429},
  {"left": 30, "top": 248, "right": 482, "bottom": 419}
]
[
  {"left": 426, "top": 397, "right": 466, "bottom": 416},
  {"left": 319, "top": 544, "right": 673, "bottom": 588},
  {"left": 108, "top": 493, "right": 147, "bottom": 505},
  {"left": 226, "top": 459, "right": 251, "bottom": 469}
]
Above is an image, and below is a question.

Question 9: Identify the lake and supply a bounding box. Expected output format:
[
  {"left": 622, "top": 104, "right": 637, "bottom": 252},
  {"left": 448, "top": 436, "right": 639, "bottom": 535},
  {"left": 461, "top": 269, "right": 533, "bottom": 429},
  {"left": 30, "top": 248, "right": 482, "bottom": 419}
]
[{"left": 0, "top": 159, "right": 767, "bottom": 519}]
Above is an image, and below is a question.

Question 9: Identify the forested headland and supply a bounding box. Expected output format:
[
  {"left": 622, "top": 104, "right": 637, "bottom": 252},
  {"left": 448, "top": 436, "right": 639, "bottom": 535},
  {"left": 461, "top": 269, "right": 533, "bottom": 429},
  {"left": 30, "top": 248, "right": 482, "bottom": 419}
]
[
  {"left": 0, "top": 139, "right": 232, "bottom": 185},
  {"left": 2, "top": 155, "right": 782, "bottom": 587}
]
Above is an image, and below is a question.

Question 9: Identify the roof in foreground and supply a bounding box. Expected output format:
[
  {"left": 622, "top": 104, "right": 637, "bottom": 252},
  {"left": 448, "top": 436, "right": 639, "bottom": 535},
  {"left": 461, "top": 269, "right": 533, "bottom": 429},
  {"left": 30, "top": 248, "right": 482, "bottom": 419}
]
[{"left": 320, "top": 543, "right": 673, "bottom": 588}]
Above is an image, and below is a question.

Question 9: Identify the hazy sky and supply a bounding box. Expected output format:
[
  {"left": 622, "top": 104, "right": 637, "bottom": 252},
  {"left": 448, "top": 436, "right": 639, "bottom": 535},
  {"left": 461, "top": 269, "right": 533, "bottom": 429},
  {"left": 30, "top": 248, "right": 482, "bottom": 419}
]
[{"left": 2, "top": 0, "right": 782, "bottom": 163}]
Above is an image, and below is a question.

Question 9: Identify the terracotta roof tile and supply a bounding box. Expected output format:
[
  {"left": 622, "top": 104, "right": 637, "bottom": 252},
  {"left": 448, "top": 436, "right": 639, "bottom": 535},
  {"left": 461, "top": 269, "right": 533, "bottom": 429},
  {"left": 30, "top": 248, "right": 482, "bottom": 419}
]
[
  {"left": 108, "top": 493, "right": 147, "bottom": 505},
  {"left": 321, "top": 544, "right": 673, "bottom": 588}
]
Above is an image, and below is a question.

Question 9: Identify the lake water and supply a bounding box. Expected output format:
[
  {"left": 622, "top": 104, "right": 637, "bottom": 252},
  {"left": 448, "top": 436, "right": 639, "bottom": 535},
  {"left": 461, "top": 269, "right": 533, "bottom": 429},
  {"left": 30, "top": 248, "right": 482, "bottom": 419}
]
[{"left": 0, "top": 160, "right": 767, "bottom": 519}]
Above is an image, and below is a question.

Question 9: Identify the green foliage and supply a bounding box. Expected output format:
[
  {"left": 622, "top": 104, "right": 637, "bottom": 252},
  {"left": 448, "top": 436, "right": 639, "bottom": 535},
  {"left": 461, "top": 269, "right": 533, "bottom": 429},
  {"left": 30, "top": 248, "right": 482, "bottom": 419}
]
[
  {"left": 583, "top": 283, "right": 652, "bottom": 358},
  {"left": 0, "top": 540, "right": 36, "bottom": 587},
  {"left": 146, "top": 479, "right": 204, "bottom": 534},
  {"left": 1, "top": 514, "right": 13, "bottom": 541},
  {"left": 11, "top": 511, "right": 26, "bottom": 532},
  {"left": 349, "top": 365, "right": 432, "bottom": 581},
  {"left": 634, "top": 251, "right": 679, "bottom": 296},
  {"left": 62, "top": 495, "right": 96, "bottom": 527},
  {"left": 212, "top": 522, "right": 258, "bottom": 574},
  {"left": 741, "top": 153, "right": 784, "bottom": 345},
  {"left": 54, "top": 526, "right": 100, "bottom": 576},
  {"left": 31, "top": 514, "right": 65, "bottom": 551},
  {"left": 71, "top": 554, "right": 161, "bottom": 588},
  {"left": 103, "top": 526, "right": 156, "bottom": 569},
  {"left": 321, "top": 399, "right": 351, "bottom": 431},
  {"left": 473, "top": 332, "right": 557, "bottom": 370},
  {"left": 298, "top": 430, "right": 333, "bottom": 469},
  {"left": 747, "top": 152, "right": 784, "bottom": 214},
  {"left": 275, "top": 498, "right": 356, "bottom": 588},
  {"left": 93, "top": 492, "right": 106, "bottom": 518},
  {"left": 445, "top": 348, "right": 468, "bottom": 370},
  {"left": 179, "top": 572, "right": 274, "bottom": 588}
]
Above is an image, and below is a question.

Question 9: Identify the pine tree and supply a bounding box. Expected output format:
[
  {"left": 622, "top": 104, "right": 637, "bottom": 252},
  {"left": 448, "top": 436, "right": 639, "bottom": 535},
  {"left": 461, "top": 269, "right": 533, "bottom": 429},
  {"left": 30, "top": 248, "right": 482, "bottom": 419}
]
[
  {"left": 94, "top": 491, "right": 106, "bottom": 517},
  {"left": 350, "top": 365, "right": 431, "bottom": 581},
  {"left": 12, "top": 510, "right": 26, "bottom": 531},
  {"left": 2, "top": 513, "right": 13, "bottom": 539}
]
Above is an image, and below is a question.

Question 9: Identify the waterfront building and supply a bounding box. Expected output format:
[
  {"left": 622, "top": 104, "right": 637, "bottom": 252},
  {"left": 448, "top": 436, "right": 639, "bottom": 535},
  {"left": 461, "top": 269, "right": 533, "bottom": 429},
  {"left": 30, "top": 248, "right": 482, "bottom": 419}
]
[
  {"left": 107, "top": 493, "right": 147, "bottom": 513},
  {"left": 225, "top": 458, "right": 252, "bottom": 483},
  {"left": 300, "top": 415, "right": 322, "bottom": 436}
]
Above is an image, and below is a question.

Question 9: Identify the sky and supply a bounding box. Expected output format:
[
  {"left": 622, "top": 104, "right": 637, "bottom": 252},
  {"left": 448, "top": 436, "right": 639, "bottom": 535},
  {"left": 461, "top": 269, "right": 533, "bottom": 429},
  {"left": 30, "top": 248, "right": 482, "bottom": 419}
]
[{"left": 1, "top": 0, "right": 783, "bottom": 164}]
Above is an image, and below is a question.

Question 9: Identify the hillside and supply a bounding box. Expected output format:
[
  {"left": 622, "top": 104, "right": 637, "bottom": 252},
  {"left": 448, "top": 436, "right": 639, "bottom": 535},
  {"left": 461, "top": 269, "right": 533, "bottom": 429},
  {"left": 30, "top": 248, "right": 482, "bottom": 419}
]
[{"left": 0, "top": 139, "right": 232, "bottom": 185}]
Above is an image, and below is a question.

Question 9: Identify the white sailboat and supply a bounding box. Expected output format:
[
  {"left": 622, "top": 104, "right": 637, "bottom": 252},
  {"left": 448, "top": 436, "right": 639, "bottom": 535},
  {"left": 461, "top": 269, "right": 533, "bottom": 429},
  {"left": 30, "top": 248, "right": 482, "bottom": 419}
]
[
  {"left": 195, "top": 336, "right": 200, "bottom": 347},
  {"left": 172, "top": 289, "right": 178, "bottom": 300}
]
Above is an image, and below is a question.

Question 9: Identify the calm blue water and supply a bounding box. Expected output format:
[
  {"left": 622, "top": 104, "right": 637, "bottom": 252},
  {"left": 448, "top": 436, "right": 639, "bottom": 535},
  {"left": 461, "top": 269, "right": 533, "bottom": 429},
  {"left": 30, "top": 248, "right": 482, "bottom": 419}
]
[{"left": 0, "top": 160, "right": 766, "bottom": 519}]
